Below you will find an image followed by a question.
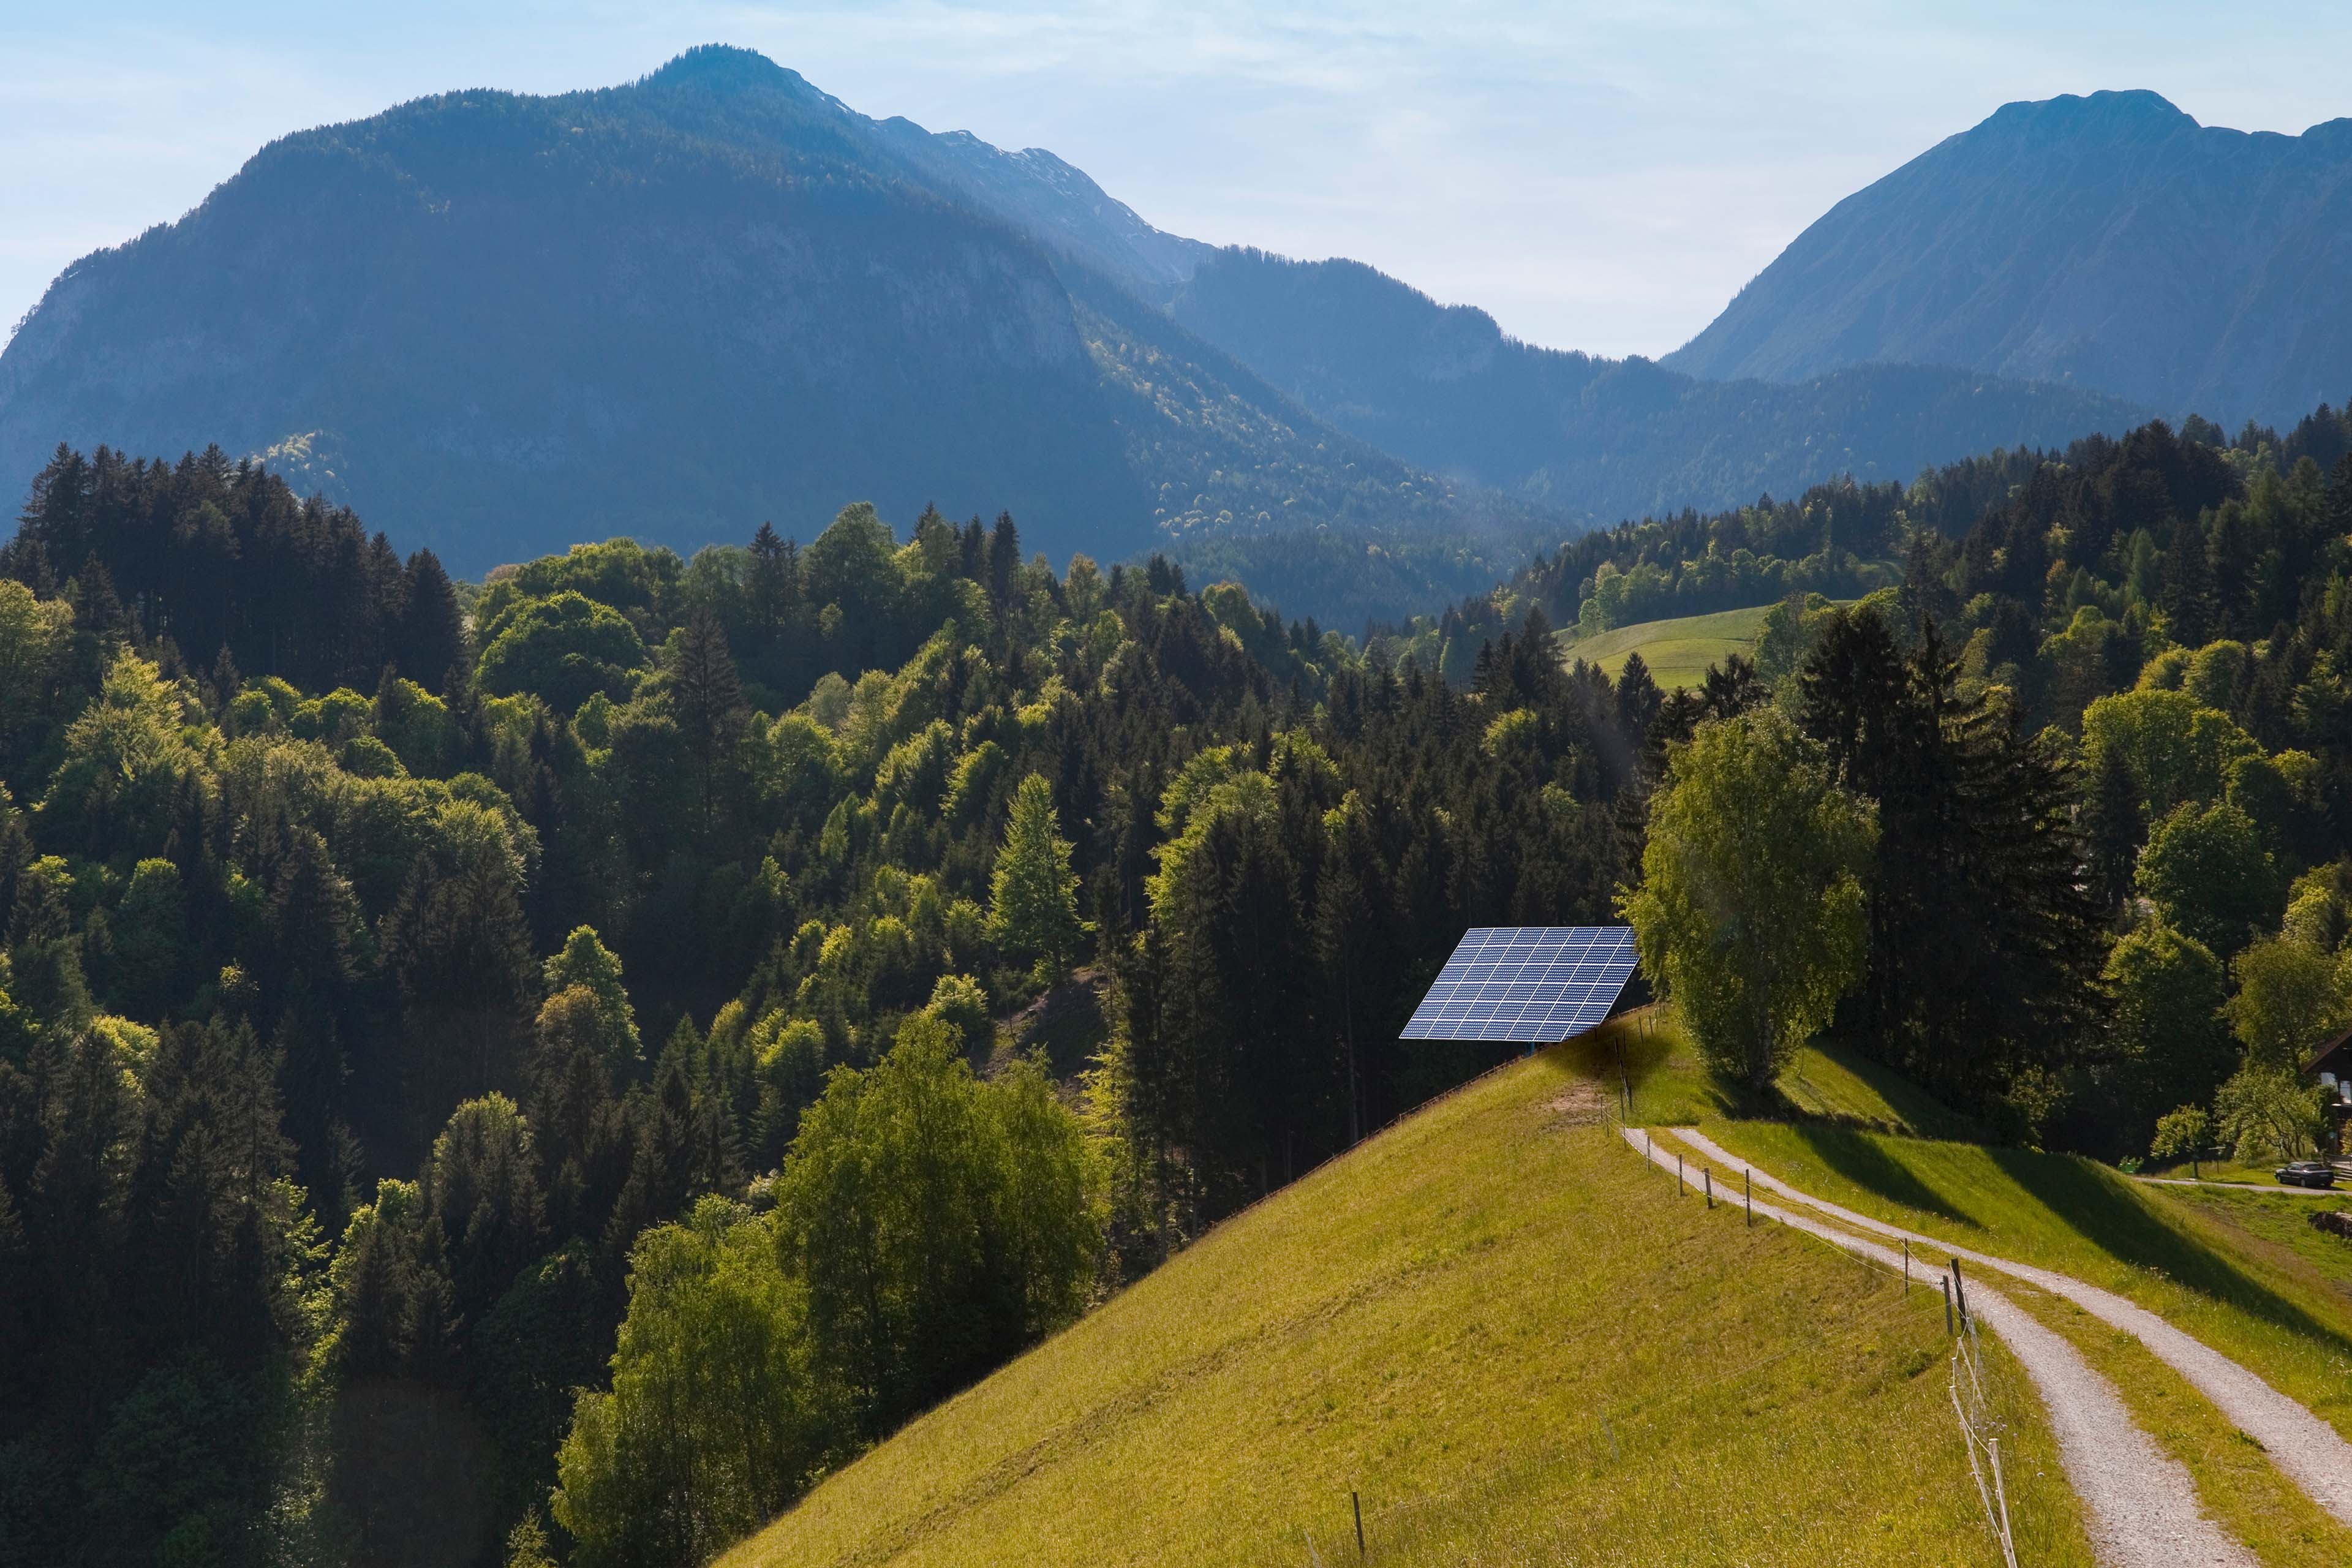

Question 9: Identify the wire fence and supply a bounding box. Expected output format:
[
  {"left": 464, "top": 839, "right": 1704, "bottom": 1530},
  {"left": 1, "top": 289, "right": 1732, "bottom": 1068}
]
[
  {"left": 1948, "top": 1264, "right": 2022, "bottom": 1568},
  {"left": 1295, "top": 1099, "right": 2029, "bottom": 1566},
  {"left": 1604, "top": 1110, "right": 2032, "bottom": 1567}
]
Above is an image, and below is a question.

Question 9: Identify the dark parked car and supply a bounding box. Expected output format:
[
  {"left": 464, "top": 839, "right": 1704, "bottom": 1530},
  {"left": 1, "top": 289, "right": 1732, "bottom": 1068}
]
[{"left": 2277, "top": 1161, "right": 2339, "bottom": 1189}]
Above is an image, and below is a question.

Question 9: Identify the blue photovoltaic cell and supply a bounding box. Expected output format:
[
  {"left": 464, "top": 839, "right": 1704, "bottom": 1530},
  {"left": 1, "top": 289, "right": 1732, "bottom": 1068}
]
[{"left": 1398, "top": 926, "right": 1638, "bottom": 1044}]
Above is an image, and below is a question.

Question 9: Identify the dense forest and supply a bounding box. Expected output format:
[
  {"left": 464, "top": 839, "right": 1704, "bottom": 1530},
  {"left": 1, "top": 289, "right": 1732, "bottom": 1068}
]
[
  {"left": 1386, "top": 404, "right": 2352, "bottom": 681},
  {"left": 0, "top": 443, "right": 1633, "bottom": 1567},
  {"left": 12, "top": 398, "right": 2352, "bottom": 1567}
]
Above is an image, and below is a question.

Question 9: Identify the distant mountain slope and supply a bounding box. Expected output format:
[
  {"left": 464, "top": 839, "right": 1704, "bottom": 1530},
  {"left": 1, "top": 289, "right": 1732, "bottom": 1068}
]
[
  {"left": 1171, "top": 247, "right": 2149, "bottom": 521},
  {"left": 1665, "top": 91, "right": 2352, "bottom": 426},
  {"left": 0, "top": 47, "right": 1463, "bottom": 581},
  {"left": 867, "top": 118, "right": 1210, "bottom": 302}
]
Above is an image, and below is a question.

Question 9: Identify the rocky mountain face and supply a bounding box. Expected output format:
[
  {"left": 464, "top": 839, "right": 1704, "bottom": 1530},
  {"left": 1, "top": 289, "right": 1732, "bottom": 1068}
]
[
  {"left": 0, "top": 47, "right": 1455, "bottom": 580},
  {"left": 2, "top": 52, "right": 2204, "bottom": 607},
  {"left": 1664, "top": 91, "right": 2352, "bottom": 426},
  {"left": 1171, "top": 248, "right": 2148, "bottom": 522}
]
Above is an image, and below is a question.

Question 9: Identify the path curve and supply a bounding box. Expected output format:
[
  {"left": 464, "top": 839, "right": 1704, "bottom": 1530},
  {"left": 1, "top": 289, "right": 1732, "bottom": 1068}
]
[
  {"left": 1668, "top": 1126, "right": 2352, "bottom": 1527},
  {"left": 1621, "top": 1128, "right": 2250, "bottom": 1566},
  {"left": 2136, "top": 1175, "right": 2340, "bottom": 1198}
]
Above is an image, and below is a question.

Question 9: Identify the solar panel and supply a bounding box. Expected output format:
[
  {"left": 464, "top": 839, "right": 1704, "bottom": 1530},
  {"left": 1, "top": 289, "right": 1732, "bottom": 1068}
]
[{"left": 1398, "top": 926, "right": 1638, "bottom": 1044}]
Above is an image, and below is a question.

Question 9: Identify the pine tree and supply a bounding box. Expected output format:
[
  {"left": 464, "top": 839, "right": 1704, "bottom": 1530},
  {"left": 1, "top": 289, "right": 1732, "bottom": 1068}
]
[
  {"left": 2161, "top": 518, "right": 2215, "bottom": 648},
  {"left": 748, "top": 522, "right": 791, "bottom": 647},
  {"left": 1798, "top": 616, "right": 2108, "bottom": 1109},
  {"left": 398, "top": 548, "right": 468, "bottom": 693},
  {"left": 1613, "top": 651, "right": 1662, "bottom": 753},
  {"left": 988, "top": 512, "right": 1022, "bottom": 606},
  {"left": 665, "top": 605, "right": 746, "bottom": 823},
  {"left": 989, "top": 774, "right": 1088, "bottom": 976}
]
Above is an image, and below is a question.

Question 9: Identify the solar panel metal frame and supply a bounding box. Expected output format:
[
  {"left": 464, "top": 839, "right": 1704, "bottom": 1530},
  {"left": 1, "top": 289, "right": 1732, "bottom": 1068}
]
[{"left": 1398, "top": 926, "right": 1637, "bottom": 1044}]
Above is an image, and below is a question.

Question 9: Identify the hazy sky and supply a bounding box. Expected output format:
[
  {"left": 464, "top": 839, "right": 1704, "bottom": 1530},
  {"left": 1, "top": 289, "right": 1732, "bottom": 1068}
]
[{"left": 6, "top": 1, "right": 2350, "bottom": 358}]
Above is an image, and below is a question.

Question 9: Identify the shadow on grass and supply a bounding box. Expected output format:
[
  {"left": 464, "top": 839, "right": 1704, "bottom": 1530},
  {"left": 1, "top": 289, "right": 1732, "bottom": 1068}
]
[
  {"left": 1778, "top": 1123, "right": 1979, "bottom": 1229},
  {"left": 1987, "top": 1147, "right": 2352, "bottom": 1349},
  {"left": 1791, "top": 1044, "right": 1988, "bottom": 1142},
  {"left": 1777, "top": 1125, "right": 2352, "bottom": 1354},
  {"left": 1573, "top": 1010, "right": 2352, "bottom": 1355},
  {"left": 1560, "top": 1019, "right": 1747, "bottom": 1125}
]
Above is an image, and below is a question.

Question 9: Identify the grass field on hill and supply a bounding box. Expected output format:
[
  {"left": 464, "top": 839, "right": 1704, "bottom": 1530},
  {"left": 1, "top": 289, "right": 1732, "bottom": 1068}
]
[
  {"left": 724, "top": 1029, "right": 2087, "bottom": 1567},
  {"left": 1557, "top": 605, "right": 1778, "bottom": 690},
  {"left": 1679, "top": 1121, "right": 2352, "bottom": 1442},
  {"left": 1604, "top": 1003, "right": 2352, "bottom": 1461},
  {"left": 1606, "top": 1014, "right": 2352, "bottom": 1564}
]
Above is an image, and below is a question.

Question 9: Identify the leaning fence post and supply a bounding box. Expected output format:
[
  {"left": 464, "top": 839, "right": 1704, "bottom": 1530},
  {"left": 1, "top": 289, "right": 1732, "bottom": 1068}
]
[
  {"left": 1942, "top": 1277, "right": 1954, "bottom": 1336},
  {"left": 1988, "top": 1438, "right": 2018, "bottom": 1568},
  {"left": 1705, "top": 1168, "right": 1713, "bottom": 1208},
  {"left": 1951, "top": 1257, "right": 1970, "bottom": 1324},
  {"left": 1352, "top": 1491, "right": 1365, "bottom": 1558}
]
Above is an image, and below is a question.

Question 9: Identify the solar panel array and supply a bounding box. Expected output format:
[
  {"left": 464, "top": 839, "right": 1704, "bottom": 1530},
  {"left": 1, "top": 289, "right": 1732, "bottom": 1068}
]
[{"left": 1398, "top": 926, "right": 1638, "bottom": 1043}]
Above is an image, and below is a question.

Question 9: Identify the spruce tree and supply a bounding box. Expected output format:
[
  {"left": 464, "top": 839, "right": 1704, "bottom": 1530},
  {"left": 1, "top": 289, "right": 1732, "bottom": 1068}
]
[
  {"left": 989, "top": 774, "right": 1088, "bottom": 976},
  {"left": 748, "top": 522, "right": 791, "bottom": 647},
  {"left": 665, "top": 606, "right": 746, "bottom": 823},
  {"left": 2161, "top": 518, "right": 2215, "bottom": 647},
  {"left": 398, "top": 548, "right": 468, "bottom": 693},
  {"left": 1798, "top": 614, "right": 2108, "bottom": 1110},
  {"left": 988, "top": 511, "right": 1021, "bottom": 606}
]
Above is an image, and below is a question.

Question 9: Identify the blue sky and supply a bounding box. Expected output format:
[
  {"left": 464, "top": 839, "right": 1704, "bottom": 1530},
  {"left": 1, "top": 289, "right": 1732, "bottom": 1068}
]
[{"left": 6, "top": 1, "right": 2350, "bottom": 358}]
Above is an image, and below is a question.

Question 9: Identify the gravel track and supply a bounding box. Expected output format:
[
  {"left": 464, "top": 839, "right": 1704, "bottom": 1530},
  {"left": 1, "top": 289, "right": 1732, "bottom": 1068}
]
[
  {"left": 1621, "top": 1128, "right": 2253, "bottom": 1567},
  {"left": 1667, "top": 1126, "right": 2352, "bottom": 1529}
]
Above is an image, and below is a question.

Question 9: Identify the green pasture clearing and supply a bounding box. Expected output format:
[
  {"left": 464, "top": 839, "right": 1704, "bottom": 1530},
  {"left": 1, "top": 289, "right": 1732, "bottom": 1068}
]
[{"left": 1557, "top": 604, "right": 1776, "bottom": 690}]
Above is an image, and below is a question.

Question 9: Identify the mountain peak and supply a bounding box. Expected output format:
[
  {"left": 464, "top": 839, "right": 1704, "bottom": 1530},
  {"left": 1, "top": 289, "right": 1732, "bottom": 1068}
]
[
  {"left": 640, "top": 43, "right": 796, "bottom": 92},
  {"left": 1665, "top": 88, "right": 2352, "bottom": 422},
  {"left": 1974, "top": 88, "right": 2199, "bottom": 146}
]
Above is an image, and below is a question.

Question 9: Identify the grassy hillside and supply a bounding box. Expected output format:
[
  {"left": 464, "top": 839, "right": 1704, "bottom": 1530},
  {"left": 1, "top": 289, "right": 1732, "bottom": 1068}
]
[
  {"left": 1687, "top": 1118, "right": 2352, "bottom": 1441},
  {"left": 1615, "top": 1012, "right": 2352, "bottom": 1441},
  {"left": 723, "top": 1025, "right": 2086, "bottom": 1567},
  {"left": 1624, "top": 1011, "right": 2352, "bottom": 1562},
  {"left": 1558, "top": 605, "right": 1778, "bottom": 690}
]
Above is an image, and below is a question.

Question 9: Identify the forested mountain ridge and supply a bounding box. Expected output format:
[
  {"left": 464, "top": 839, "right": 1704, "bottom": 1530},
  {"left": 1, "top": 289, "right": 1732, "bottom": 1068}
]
[
  {"left": 1666, "top": 90, "right": 2352, "bottom": 426},
  {"left": 0, "top": 46, "right": 1514, "bottom": 625},
  {"left": 1171, "top": 247, "right": 2150, "bottom": 520},
  {"left": 1392, "top": 400, "right": 2352, "bottom": 685}
]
